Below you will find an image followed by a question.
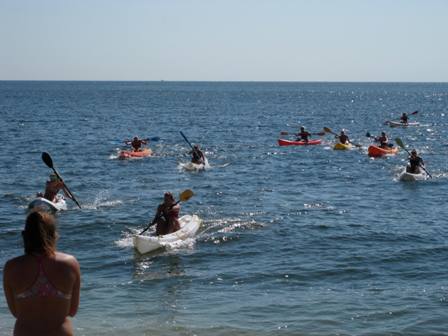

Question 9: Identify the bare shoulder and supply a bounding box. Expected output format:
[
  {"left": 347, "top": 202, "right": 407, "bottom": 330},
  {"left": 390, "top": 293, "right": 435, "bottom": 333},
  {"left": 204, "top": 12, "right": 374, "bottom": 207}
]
[
  {"left": 55, "top": 252, "right": 80, "bottom": 269},
  {"left": 3, "top": 255, "right": 27, "bottom": 272}
]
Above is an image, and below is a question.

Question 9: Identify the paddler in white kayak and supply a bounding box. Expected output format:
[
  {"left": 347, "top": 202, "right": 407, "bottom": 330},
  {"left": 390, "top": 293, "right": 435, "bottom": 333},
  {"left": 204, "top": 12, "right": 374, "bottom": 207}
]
[
  {"left": 407, "top": 149, "right": 425, "bottom": 174},
  {"left": 400, "top": 112, "right": 408, "bottom": 124},
  {"left": 152, "top": 192, "right": 181, "bottom": 236},
  {"left": 125, "top": 136, "right": 148, "bottom": 152},
  {"left": 36, "top": 174, "right": 72, "bottom": 203},
  {"left": 296, "top": 126, "right": 312, "bottom": 143},
  {"left": 189, "top": 144, "right": 206, "bottom": 165}
]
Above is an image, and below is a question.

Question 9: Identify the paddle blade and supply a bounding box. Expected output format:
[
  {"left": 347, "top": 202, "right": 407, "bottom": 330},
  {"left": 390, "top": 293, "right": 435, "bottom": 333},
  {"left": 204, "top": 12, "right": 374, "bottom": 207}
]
[
  {"left": 42, "top": 152, "right": 54, "bottom": 169},
  {"left": 411, "top": 110, "right": 419, "bottom": 115},
  {"left": 179, "top": 189, "right": 194, "bottom": 202},
  {"left": 395, "top": 137, "right": 405, "bottom": 149},
  {"left": 365, "top": 132, "right": 371, "bottom": 137},
  {"left": 280, "top": 131, "right": 289, "bottom": 135}
]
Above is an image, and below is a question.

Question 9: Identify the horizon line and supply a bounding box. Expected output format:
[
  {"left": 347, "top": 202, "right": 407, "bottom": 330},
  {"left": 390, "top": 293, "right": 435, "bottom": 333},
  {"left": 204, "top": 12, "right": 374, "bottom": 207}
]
[{"left": 1, "top": 79, "right": 447, "bottom": 84}]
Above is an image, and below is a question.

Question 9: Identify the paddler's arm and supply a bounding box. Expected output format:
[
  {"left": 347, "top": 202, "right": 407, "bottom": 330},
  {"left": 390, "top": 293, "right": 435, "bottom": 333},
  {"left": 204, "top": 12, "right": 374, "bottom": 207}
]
[{"left": 152, "top": 204, "right": 163, "bottom": 223}]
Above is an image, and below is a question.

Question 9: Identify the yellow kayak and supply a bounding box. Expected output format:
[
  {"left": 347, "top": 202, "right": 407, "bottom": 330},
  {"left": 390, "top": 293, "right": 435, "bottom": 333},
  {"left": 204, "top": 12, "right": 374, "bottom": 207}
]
[{"left": 333, "top": 143, "right": 352, "bottom": 150}]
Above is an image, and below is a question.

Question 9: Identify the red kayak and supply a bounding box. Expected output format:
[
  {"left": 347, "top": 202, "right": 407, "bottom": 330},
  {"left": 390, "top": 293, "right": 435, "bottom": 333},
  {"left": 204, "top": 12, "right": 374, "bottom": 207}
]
[
  {"left": 367, "top": 145, "right": 398, "bottom": 157},
  {"left": 118, "top": 148, "right": 152, "bottom": 160},
  {"left": 278, "top": 139, "right": 322, "bottom": 146}
]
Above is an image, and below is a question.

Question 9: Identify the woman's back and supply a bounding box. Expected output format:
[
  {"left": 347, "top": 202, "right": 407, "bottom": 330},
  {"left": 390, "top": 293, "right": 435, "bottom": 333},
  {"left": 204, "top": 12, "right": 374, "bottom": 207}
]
[
  {"left": 3, "top": 211, "right": 81, "bottom": 336},
  {"left": 4, "top": 252, "right": 80, "bottom": 335}
]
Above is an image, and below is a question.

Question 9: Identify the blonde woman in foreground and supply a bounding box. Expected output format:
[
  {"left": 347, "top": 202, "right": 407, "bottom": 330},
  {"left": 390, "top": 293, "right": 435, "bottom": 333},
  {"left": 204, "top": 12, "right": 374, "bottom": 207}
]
[{"left": 3, "top": 211, "right": 81, "bottom": 336}]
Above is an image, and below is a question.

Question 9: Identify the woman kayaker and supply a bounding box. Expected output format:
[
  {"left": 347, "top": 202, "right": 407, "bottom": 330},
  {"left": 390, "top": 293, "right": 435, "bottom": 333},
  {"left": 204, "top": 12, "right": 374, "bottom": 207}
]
[
  {"left": 125, "top": 136, "right": 148, "bottom": 152},
  {"left": 296, "top": 126, "right": 312, "bottom": 143},
  {"left": 3, "top": 211, "right": 81, "bottom": 336},
  {"left": 190, "top": 145, "right": 205, "bottom": 165},
  {"left": 154, "top": 192, "right": 181, "bottom": 236},
  {"left": 407, "top": 149, "right": 424, "bottom": 174}
]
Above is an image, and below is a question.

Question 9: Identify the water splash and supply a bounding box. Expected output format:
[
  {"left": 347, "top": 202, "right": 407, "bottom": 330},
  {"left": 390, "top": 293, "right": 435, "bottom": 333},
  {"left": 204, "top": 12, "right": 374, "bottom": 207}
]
[{"left": 82, "top": 191, "right": 123, "bottom": 210}]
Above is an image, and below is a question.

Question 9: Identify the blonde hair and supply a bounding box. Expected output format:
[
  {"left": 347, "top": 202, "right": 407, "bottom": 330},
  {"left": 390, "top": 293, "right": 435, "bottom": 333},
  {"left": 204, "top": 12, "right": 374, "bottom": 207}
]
[{"left": 23, "top": 211, "right": 58, "bottom": 256}]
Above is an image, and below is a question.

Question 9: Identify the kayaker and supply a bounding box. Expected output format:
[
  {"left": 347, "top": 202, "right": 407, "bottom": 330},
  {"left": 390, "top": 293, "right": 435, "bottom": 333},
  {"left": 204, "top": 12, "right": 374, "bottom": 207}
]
[
  {"left": 153, "top": 192, "right": 181, "bottom": 236},
  {"left": 296, "top": 126, "right": 312, "bottom": 143},
  {"left": 337, "top": 130, "right": 350, "bottom": 144},
  {"left": 407, "top": 149, "right": 424, "bottom": 174},
  {"left": 375, "top": 131, "right": 390, "bottom": 148},
  {"left": 400, "top": 112, "right": 408, "bottom": 124},
  {"left": 3, "top": 211, "right": 81, "bottom": 336},
  {"left": 126, "top": 136, "right": 148, "bottom": 152},
  {"left": 190, "top": 145, "right": 205, "bottom": 164},
  {"left": 42, "top": 174, "right": 71, "bottom": 203}
]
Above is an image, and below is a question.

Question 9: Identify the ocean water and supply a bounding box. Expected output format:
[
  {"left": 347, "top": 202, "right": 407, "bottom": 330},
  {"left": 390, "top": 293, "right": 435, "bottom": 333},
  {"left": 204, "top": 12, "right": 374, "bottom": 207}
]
[{"left": 0, "top": 81, "right": 447, "bottom": 335}]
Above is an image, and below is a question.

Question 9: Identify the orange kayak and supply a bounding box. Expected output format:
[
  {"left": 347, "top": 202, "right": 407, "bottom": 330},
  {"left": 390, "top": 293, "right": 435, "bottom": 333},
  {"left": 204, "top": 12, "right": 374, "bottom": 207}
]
[
  {"left": 118, "top": 148, "right": 152, "bottom": 160},
  {"left": 367, "top": 145, "right": 398, "bottom": 157}
]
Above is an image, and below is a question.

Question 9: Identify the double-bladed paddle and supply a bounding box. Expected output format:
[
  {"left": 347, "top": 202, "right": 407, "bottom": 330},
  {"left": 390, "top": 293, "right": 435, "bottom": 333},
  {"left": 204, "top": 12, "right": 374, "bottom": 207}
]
[
  {"left": 138, "top": 189, "right": 194, "bottom": 235},
  {"left": 123, "top": 137, "right": 160, "bottom": 143},
  {"left": 365, "top": 132, "right": 394, "bottom": 147},
  {"left": 323, "top": 127, "right": 337, "bottom": 136},
  {"left": 395, "top": 138, "right": 432, "bottom": 178},
  {"left": 41, "top": 152, "right": 82, "bottom": 208},
  {"left": 179, "top": 131, "right": 194, "bottom": 150}
]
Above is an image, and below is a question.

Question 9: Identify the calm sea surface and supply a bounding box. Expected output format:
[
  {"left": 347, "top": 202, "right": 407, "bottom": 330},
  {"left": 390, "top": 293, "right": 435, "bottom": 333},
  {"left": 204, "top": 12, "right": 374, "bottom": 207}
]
[{"left": 1, "top": 81, "right": 447, "bottom": 335}]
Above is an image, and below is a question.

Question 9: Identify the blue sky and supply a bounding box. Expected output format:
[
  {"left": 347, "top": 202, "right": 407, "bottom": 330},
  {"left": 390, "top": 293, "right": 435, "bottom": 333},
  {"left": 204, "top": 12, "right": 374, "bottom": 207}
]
[{"left": 0, "top": 0, "right": 446, "bottom": 81}]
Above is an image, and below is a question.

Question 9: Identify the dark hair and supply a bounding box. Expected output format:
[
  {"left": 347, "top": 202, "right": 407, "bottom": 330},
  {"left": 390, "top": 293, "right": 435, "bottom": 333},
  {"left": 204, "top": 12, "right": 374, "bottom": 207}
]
[{"left": 22, "top": 211, "right": 58, "bottom": 256}]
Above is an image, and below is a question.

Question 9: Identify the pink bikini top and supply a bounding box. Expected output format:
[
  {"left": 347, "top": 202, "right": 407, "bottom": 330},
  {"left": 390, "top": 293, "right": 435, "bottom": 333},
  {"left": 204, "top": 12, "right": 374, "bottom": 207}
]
[{"left": 16, "top": 256, "right": 72, "bottom": 300}]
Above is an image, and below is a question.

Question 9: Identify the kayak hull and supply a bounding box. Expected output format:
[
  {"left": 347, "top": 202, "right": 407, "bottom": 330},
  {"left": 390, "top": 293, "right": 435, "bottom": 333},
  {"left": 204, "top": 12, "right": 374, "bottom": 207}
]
[
  {"left": 181, "top": 162, "right": 205, "bottom": 171},
  {"left": 118, "top": 148, "right": 152, "bottom": 160},
  {"left": 398, "top": 169, "right": 427, "bottom": 181},
  {"left": 368, "top": 145, "right": 399, "bottom": 157},
  {"left": 278, "top": 139, "right": 322, "bottom": 146},
  {"left": 387, "top": 121, "right": 420, "bottom": 128},
  {"left": 28, "top": 196, "right": 67, "bottom": 213},
  {"left": 179, "top": 157, "right": 209, "bottom": 171},
  {"left": 133, "top": 215, "right": 202, "bottom": 254},
  {"left": 333, "top": 143, "right": 352, "bottom": 150}
]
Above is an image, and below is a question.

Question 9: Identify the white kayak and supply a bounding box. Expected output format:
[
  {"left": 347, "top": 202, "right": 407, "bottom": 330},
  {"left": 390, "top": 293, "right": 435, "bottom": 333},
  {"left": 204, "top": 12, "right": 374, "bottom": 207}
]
[
  {"left": 398, "top": 168, "right": 428, "bottom": 182},
  {"left": 28, "top": 195, "right": 67, "bottom": 213},
  {"left": 133, "top": 214, "right": 202, "bottom": 254},
  {"left": 179, "top": 157, "right": 209, "bottom": 171},
  {"left": 387, "top": 120, "right": 420, "bottom": 128}
]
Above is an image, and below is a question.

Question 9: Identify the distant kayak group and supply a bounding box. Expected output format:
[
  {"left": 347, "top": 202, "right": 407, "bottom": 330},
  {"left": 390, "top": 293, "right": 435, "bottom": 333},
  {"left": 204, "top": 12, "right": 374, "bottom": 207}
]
[
  {"left": 118, "top": 133, "right": 208, "bottom": 171},
  {"left": 277, "top": 110, "right": 431, "bottom": 181},
  {"left": 26, "top": 109, "right": 429, "bottom": 256}
]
